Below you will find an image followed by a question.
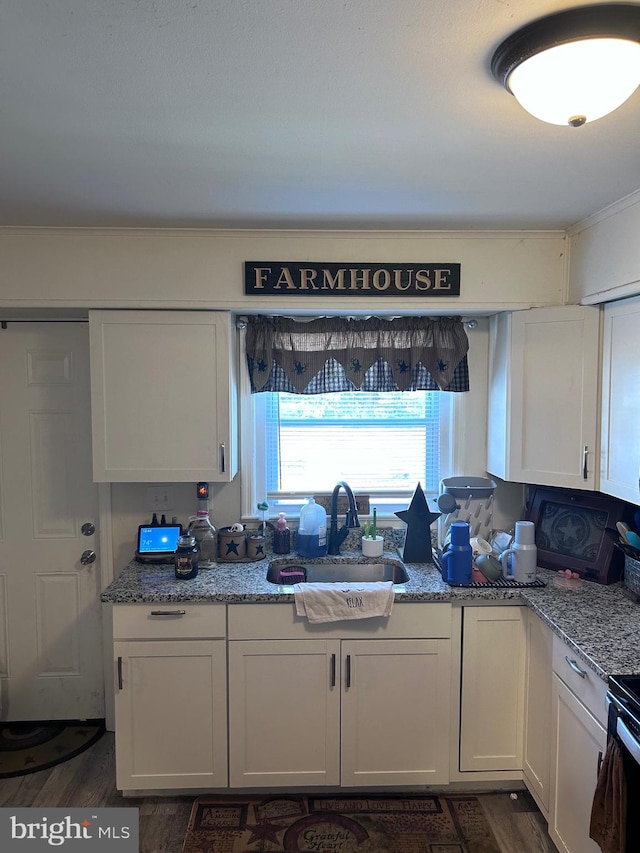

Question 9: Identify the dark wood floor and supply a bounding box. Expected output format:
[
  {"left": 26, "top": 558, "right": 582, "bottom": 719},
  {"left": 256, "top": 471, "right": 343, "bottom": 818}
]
[{"left": 0, "top": 731, "right": 557, "bottom": 852}]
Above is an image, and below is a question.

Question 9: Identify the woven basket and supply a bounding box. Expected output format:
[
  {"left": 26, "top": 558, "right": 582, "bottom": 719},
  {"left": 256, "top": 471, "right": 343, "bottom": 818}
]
[{"left": 624, "top": 554, "right": 640, "bottom": 597}]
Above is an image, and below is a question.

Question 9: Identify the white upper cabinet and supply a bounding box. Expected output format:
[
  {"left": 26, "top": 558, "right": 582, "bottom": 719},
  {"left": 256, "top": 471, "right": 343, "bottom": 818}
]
[
  {"left": 89, "top": 310, "right": 238, "bottom": 482},
  {"left": 600, "top": 295, "right": 640, "bottom": 504},
  {"left": 487, "top": 306, "right": 600, "bottom": 490}
]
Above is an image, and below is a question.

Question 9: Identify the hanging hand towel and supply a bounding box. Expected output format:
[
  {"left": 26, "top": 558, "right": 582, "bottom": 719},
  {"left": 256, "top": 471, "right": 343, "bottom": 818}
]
[
  {"left": 589, "top": 735, "right": 626, "bottom": 853},
  {"left": 294, "top": 581, "right": 394, "bottom": 623}
]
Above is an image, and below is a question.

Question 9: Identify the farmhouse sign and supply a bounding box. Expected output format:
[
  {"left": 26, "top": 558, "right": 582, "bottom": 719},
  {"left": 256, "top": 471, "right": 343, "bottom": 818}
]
[{"left": 244, "top": 262, "right": 461, "bottom": 297}]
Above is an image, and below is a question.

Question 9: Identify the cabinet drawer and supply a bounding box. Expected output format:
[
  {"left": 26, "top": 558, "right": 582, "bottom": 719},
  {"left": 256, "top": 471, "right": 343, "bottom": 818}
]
[
  {"left": 228, "top": 602, "right": 451, "bottom": 640},
  {"left": 552, "top": 634, "right": 607, "bottom": 725},
  {"left": 113, "top": 603, "right": 226, "bottom": 639}
]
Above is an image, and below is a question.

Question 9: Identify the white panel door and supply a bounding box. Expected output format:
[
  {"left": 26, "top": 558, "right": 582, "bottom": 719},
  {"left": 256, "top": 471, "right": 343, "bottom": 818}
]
[
  {"left": 523, "top": 609, "right": 553, "bottom": 816},
  {"left": 114, "top": 640, "right": 228, "bottom": 790},
  {"left": 600, "top": 295, "right": 640, "bottom": 503},
  {"left": 460, "top": 606, "right": 526, "bottom": 771},
  {"left": 488, "top": 306, "right": 600, "bottom": 489},
  {"left": 228, "top": 639, "right": 341, "bottom": 788},
  {"left": 341, "top": 639, "right": 451, "bottom": 786},
  {"left": 550, "top": 675, "right": 606, "bottom": 853},
  {"left": 0, "top": 322, "right": 103, "bottom": 720}
]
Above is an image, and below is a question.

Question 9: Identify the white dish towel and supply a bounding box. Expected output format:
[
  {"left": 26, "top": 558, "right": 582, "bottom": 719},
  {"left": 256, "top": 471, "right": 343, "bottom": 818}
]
[{"left": 294, "top": 581, "right": 394, "bottom": 623}]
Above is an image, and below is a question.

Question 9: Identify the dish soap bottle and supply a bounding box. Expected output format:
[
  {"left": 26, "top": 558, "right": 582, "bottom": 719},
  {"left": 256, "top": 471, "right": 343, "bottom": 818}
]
[
  {"left": 297, "top": 498, "right": 327, "bottom": 558},
  {"left": 273, "top": 512, "right": 291, "bottom": 554},
  {"left": 187, "top": 482, "right": 217, "bottom": 568}
]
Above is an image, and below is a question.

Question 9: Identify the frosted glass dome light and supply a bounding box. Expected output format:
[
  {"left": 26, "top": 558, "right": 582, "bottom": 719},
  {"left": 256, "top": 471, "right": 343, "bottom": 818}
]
[{"left": 491, "top": 5, "right": 640, "bottom": 127}]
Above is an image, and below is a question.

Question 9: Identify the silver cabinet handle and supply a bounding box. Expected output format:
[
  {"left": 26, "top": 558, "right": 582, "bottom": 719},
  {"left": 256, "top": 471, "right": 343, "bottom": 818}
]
[
  {"left": 565, "top": 655, "right": 587, "bottom": 678},
  {"left": 583, "top": 446, "right": 589, "bottom": 480},
  {"left": 220, "top": 443, "right": 226, "bottom": 474},
  {"left": 345, "top": 654, "right": 352, "bottom": 689},
  {"left": 149, "top": 610, "right": 186, "bottom": 617},
  {"left": 117, "top": 656, "right": 123, "bottom": 690},
  {"left": 330, "top": 653, "right": 336, "bottom": 688}
]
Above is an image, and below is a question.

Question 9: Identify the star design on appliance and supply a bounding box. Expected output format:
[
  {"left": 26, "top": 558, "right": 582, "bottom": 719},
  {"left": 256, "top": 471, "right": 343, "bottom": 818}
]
[
  {"left": 395, "top": 482, "right": 441, "bottom": 563},
  {"left": 245, "top": 818, "right": 287, "bottom": 845},
  {"left": 225, "top": 540, "right": 242, "bottom": 556},
  {"left": 254, "top": 542, "right": 265, "bottom": 556},
  {"left": 554, "top": 514, "right": 586, "bottom": 549}
]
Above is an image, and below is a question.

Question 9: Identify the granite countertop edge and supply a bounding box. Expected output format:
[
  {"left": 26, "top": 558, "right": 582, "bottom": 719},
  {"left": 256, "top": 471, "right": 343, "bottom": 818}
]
[{"left": 101, "top": 551, "right": 640, "bottom": 682}]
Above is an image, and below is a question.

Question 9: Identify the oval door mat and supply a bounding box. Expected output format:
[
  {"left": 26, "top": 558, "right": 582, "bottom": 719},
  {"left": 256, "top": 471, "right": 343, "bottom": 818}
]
[{"left": 0, "top": 720, "right": 105, "bottom": 778}]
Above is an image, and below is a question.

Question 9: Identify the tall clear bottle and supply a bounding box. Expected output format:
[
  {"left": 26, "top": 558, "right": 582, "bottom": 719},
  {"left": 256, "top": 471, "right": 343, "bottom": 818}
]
[{"left": 188, "top": 482, "right": 217, "bottom": 568}]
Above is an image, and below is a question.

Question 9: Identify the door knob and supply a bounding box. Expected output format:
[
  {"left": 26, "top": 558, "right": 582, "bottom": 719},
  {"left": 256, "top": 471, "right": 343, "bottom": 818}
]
[
  {"left": 80, "top": 550, "right": 97, "bottom": 565},
  {"left": 81, "top": 522, "right": 96, "bottom": 536}
]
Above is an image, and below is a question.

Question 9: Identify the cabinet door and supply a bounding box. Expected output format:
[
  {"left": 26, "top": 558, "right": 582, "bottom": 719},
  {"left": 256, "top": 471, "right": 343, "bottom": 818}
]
[
  {"left": 523, "top": 610, "right": 552, "bottom": 815},
  {"left": 549, "top": 675, "right": 606, "bottom": 853},
  {"left": 488, "top": 306, "right": 600, "bottom": 489},
  {"left": 600, "top": 295, "right": 640, "bottom": 503},
  {"left": 114, "top": 639, "right": 228, "bottom": 791},
  {"left": 341, "top": 638, "right": 451, "bottom": 786},
  {"left": 228, "top": 639, "right": 341, "bottom": 788},
  {"left": 460, "top": 606, "right": 526, "bottom": 771},
  {"left": 89, "top": 310, "right": 237, "bottom": 482}
]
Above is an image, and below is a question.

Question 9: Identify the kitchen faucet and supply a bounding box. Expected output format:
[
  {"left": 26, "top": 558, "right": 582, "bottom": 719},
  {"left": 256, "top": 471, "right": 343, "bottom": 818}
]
[{"left": 327, "top": 481, "right": 360, "bottom": 555}]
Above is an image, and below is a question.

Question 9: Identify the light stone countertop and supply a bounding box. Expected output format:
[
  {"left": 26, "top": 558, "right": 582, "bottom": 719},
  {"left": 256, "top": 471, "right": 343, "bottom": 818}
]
[{"left": 101, "top": 550, "right": 640, "bottom": 683}]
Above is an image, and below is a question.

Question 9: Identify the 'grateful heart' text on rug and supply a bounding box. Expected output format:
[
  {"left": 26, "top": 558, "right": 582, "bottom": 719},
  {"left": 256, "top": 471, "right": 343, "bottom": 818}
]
[{"left": 182, "top": 793, "right": 501, "bottom": 852}]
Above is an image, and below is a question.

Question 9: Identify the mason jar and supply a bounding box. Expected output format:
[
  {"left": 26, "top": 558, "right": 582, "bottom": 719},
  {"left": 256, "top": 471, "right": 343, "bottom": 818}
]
[{"left": 174, "top": 534, "right": 199, "bottom": 580}]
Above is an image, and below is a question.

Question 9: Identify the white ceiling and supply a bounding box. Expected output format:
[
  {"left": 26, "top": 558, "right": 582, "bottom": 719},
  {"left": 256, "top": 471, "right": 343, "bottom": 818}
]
[{"left": 1, "top": 0, "right": 639, "bottom": 231}]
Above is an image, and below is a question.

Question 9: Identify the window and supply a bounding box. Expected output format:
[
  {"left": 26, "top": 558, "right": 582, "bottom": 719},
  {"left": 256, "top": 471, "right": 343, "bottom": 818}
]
[
  {"left": 250, "top": 389, "right": 452, "bottom": 515},
  {"left": 240, "top": 317, "right": 487, "bottom": 522}
]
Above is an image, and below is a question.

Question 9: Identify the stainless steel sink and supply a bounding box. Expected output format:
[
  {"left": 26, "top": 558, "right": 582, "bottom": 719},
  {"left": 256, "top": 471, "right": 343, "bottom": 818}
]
[{"left": 266, "top": 560, "right": 409, "bottom": 585}]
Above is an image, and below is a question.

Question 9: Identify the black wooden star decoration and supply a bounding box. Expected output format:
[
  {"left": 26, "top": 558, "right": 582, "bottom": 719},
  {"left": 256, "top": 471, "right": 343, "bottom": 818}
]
[{"left": 395, "top": 482, "right": 441, "bottom": 563}]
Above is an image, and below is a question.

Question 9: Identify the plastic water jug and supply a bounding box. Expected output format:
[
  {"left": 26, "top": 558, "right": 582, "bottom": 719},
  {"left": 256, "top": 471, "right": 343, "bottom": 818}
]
[
  {"left": 441, "top": 521, "right": 472, "bottom": 586},
  {"left": 296, "top": 498, "right": 327, "bottom": 558}
]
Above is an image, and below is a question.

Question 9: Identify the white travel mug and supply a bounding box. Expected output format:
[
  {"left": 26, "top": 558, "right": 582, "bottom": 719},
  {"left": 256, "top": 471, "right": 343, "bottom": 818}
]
[{"left": 500, "top": 521, "right": 537, "bottom": 583}]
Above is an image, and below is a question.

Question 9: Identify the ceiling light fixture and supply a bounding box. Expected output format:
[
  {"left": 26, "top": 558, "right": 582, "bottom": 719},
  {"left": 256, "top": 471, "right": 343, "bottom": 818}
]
[{"left": 491, "top": 4, "right": 640, "bottom": 127}]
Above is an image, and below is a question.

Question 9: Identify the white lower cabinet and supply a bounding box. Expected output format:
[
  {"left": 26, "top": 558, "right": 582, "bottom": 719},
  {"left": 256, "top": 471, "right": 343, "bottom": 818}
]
[
  {"left": 549, "top": 676, "right": 606, "bottom": 853},
  {"left": 227, "top": 603, "right": 452, "bottom": 788},
  {"left": 459, "top": 605, "right": 526, "bottom": 772},
  {"left": 112, "top": 605, "right": 228, "bottom": 791},
  {"left": 548, "top": 635, "right": 608, "bottom": 853},
  {"left": 228, "top": 638, "right": 341, "bottom": 788},
  {"left": 523, "top": 609, "right": 553, "bottom": 816}
]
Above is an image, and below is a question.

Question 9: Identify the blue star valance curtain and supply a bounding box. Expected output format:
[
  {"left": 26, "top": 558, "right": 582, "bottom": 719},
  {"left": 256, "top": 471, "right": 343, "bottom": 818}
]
[{"left": 245, "top": 316, "right": 470, "bottom": 394}]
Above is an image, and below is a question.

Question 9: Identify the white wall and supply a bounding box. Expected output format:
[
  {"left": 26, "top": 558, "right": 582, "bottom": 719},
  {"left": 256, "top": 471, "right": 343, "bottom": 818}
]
[
  {"left": 0, "top": 227, "right": 567, "bottom": 313},
  {"left": 568, "top": 190, "right": 640, "bottom": 305},
  {"left": 0, "top": 226, "right": 566, "bottom": 570}
]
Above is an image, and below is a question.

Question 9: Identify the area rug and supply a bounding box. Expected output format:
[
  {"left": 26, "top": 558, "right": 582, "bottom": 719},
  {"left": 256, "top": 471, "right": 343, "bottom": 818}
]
[
  {"left": 0, "top": 720, "right": 105, "bottom": 778},
  {"left": 182, "top": 794, "right": 501, "bottom": 852}
]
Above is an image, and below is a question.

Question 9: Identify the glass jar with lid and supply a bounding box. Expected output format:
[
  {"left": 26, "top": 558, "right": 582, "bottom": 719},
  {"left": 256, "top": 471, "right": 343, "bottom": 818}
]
[{"left": 174, "top": 533, "right": 199, "bottom": 580}]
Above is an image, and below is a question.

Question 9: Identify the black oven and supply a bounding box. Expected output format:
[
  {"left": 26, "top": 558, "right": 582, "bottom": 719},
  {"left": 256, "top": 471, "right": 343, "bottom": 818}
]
[{"left": 597, "top": 675, "right": 640, "bottom": 850}]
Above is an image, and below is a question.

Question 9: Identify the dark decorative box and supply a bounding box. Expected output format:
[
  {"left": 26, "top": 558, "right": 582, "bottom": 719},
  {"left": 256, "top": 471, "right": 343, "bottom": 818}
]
[{"left": 526, "top": 486, "right": 628, "bottom": 585}]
